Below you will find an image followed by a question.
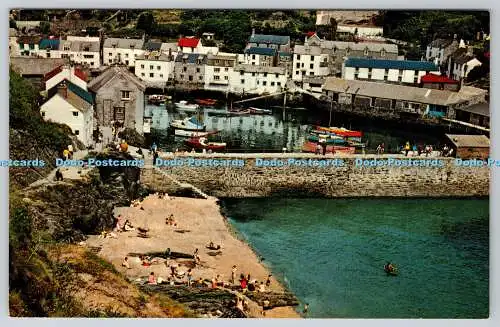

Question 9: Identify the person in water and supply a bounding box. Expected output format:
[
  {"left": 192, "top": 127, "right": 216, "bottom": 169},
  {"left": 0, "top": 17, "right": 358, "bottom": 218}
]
[{"left": 385, "top": 262, "right": 395, "bottom": 272}]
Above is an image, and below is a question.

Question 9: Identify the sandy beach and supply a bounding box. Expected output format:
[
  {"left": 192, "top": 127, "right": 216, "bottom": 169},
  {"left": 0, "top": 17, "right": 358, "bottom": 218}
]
[{"left": 86, "top": 194, "right": 301, "bottom": 318}]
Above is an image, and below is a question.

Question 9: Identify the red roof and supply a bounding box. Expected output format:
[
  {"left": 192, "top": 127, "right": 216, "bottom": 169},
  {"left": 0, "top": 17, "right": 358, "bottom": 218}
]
[
  {"left": 421, "top": 73, "right": 459, "bottom": 84},
  {"left": 306, "top": 32, "right": 317, "bottom": 37},
  {"left": 43, "top": 65, "right": 63, "bottom": 82},
  {"left": 74, "top": 68, "right": 87, "bottom": 82},
  {"left": 178, "top": 37, "right": 200, "bottom": 48}
]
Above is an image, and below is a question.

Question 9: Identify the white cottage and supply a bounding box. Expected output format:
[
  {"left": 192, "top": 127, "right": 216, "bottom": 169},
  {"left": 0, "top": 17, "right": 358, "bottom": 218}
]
[
  {"left": 40, "top": 81, "right": 94, "bottom": 146},
  {"left": 135, "top": 52, "right": 176, "bottom": 88},
  {"left": 230, "top": 65, "right": 287, "bottom": 95},
  {"left": 103, "top": 37, "right": 145, "bottom": 67}
]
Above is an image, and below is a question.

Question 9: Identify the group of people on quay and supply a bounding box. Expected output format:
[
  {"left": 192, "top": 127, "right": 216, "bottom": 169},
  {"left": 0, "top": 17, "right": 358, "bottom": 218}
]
[{"left": 374, "top": 142, "right": 455, "bottom": 157}]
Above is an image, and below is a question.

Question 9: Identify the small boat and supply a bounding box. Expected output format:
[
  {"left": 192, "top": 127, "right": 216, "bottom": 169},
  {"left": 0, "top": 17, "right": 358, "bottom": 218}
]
[
  {"left": 174, "top": 130, "right": 211, "bottom": 138},
  {"left": 148, "top": 94, "right": 166, "bottom": 105},
  {"left": 384, "top": 264, "right": 398, "bottom": 276},
  {"left": 301, "top": 141, "right": 355, "bottom": 154},
  {"left": 175, "top": 100, "right": 200, "bottom": 111},
  {"left": 314, "top": 126, "right": 363, "bottom": 138},
  {"left": 195, "top": 98, "right": 217, "bottom": 106},
  {"left": 228, "top": 108, "right": 251, "bottom": 116},
  {"left": 249, "top": 107, "right": 272, "bottom": 115},
  {"left": 307, "top": 134, "right": 346, "bottom": 145},
  {"left": 170, "top": 116, "right": 206, "bottom": 131},
  {"left": 185, "top": 137, "right": 226, "bottom": 151}
]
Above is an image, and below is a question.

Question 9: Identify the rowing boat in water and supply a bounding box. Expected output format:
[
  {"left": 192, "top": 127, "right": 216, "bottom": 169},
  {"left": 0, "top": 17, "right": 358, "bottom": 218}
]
[{"left": 174, "top": 130, "right": 212, "bottom": 138}]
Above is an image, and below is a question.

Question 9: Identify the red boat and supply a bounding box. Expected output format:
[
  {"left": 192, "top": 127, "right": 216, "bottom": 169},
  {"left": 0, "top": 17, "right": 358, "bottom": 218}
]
[
  {"left": 301, "top": 141, "right": 355, "bottom": 154},
  {"left": 195, "top": 98, "right": 217, "bottom": 106},
  {"left": 314, "top": 126, "right": 363, "bottom": 138},
  {"left": 184, "top": 137, "right": 227, "bottom": 151}
]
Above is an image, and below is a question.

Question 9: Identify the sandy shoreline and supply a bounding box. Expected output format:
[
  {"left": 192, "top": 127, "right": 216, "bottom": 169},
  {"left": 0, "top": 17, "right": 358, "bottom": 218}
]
[{"left": 86, "top": 194, "right": 301, "bottom": 318}]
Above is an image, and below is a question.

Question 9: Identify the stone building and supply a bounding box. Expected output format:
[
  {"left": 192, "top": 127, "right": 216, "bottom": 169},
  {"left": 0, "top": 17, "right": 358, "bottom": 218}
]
[
  {"left": 88, "top": 66, "right": 146, "bottom": 134},
  {"left": 204, "top": 52, "right": 237, "bottom": 92},
  {"left": 174, "top": 53, "right": 208, "bottom": 89}
]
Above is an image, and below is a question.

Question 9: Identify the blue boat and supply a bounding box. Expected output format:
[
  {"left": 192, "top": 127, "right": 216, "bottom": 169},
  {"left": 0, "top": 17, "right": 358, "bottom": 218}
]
[{"left": 170, "top": 116, "right": 206, "bottom": 131}]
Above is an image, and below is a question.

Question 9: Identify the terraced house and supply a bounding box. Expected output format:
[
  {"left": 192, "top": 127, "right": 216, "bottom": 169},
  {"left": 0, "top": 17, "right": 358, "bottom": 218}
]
[
  {"left": 174, "top": 53, "right": 208, "bottom": 89},
  {"left": 103, "top": 37, "right": 145, "bottom": 67},
  {"left": 204, "top": 52, "right": 237, "bottom": 92},
  {"left": 135, "top": 51, "right": 176, "bottom": 88},
  {"left": 342, "top": 58, "right": 439, "bottom": 85},
  {"left": 59, "top": 36, "right": 101, "bottom": 68},
  {"left": 230, "top": 64, "right": 287, "bottom": 95}
]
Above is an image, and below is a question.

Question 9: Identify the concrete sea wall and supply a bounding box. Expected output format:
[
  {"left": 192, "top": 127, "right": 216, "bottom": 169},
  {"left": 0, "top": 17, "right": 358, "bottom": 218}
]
[{"left": 140, "top": 154, "right": 490, "bottom": 198}]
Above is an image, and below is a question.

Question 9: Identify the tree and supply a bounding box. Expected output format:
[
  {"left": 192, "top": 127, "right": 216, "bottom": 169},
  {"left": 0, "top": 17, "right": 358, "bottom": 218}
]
[{"left": 136, "top": 12, "right": 155, "bottom": 33}]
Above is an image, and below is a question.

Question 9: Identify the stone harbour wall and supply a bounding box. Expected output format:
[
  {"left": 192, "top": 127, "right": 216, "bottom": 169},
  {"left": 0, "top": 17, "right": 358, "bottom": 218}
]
[{"left": 140, "top": 154, "right": 490, "bottom": 198}]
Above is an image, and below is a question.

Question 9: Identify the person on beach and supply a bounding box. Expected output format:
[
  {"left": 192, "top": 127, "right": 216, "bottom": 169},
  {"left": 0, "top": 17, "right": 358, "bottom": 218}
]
[
  {"left": 231, "top": 265, "right": 237, "bottom": 284},
  {"left": 404, "top": 142, "right": 411, "bottom": 156},
  {"left": 124, "top": 220, "right": 135, "bottom": 231},
  {"left": 153, "top": 151, "right": 159, "bottom": 166},
  {"left": 55, "top": 169, "right": 63, "bottom": 181},
  {"left": 122, "top": 256, "right": 130, "bottom": 269},
  {"left": 240, "top": 274, "right": 247, "bottom": 291},
  {"left": 211, "top": 277, "right": 217, "bottom": 289},
  {"left": 259, "top": 281, "right": 266, "bottom": 292},
  {"left": 248, "top": 280, "right": 256, "bottom": 292},
  {"left": 148, "top": 272, "right": 157, "bottom": 285},
  {"left": 63, "top": 148, "right": 70, "bottom": 160},
  {"left": 246, "top": 274, "right": 251, "bottom": 282},
  {"left": 187, "top": 269, "right": 193, "bottom": 286},
  {"left": 303, "top": 303, "right": 309, "bottom": 316},
  {"left": 266, "top": 274, "right": 272, "bottom": 288}
]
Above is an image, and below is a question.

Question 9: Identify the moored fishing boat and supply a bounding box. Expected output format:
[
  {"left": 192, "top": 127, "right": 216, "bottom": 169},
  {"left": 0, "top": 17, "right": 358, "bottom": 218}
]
[
  {"left": 174, "top": 130, "right": 212, "bottom": 138},
  {"left": 195, "top": 98, "right": 217, "bottom": 106},
  {"left": 184, "top": 137, "right": 226, "bottom": 151},
  {"left": 307, "top": 134, "right": 346, "bottom": 145},
  {"left": 169, "top": 116, "right": 206, "bottom": 131},
  {"left": 249, "top": 107, "right": 272, "bottom": 115},
  {"left": 148, "top": 94, "right": 166, "bottom": 105},
  {"left": 228, "top": 108, "right": 251, "bottom": 116},
  {"left": 314, "top": 126, "right": 363, "bottom": 138},
  {"left": 175, "top": 100, "right": 200, "bottom": 111},
  {"left": 301, "top": 141, "right": 356, "bottom": 154}
]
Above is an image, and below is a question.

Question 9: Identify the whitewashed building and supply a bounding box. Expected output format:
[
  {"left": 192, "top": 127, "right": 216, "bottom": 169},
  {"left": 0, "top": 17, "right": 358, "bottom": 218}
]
[
  {"left": 40, "top": 81, "right": 94, "bottom": 146},
  {"left": 229, "top": 65, "right": 287, "bottom": 95},
  {"left": 17, "top": 35, "right": 41, "bottom": 56},
  {"left": 425, "top": 38, "right": 459, "bottom": 66},
  {"left": 43, "top": 65, "right": 88, "bottom": 92},
  {"left": 204, "top": 52, "right": 237, "bottom": 92},
  {"left": 342, "top": 58, "right": 440, "bottom": 85},
  {"left": 59, "top": 36, "right": 101, "bottom": 68},
  {"left": 103, "top": 37, "right": 145, "bottom": 67},
  {"left": 447, "top": 47, "right": 482, "bottom": 81},
  {"left": 135, "top": 52, "right": 175, "bottom": 88},
  {"left": 292, "top": 44, "right": 330, "bottom": 81}
]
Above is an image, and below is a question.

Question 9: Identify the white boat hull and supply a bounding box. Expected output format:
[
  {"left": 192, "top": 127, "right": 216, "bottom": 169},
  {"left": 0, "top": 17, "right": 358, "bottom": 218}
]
[{"left": 174, "top": 130, "right": 210, "bottom": 137}]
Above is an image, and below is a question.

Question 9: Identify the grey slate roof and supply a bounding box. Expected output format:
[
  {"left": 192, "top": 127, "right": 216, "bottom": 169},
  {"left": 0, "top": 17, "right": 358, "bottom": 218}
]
[
  {"left": 60, "top": 39, "right": 100, "bottom": 52},
  {"left": 143, "top": 41, "right": 162, "bottom": 51},
  {"left": 10, "top": 57, "right": 68, "bottom": 76},
  {"left": 249, "top": 34, "right": 290, "bottom": 45},
  {"left": 323, "top": 77, "right": 487, "bottom": 106},
  {"left": 245, "top": 47, "right": 276, "bottom": 56},
  {"left": 322, "top": 41, "right": 398, "bottom": 53},
  {"left": 445, "top": 134, "right": 490, "bottom": 148},
  {"left": 345, "top": 58, "right": 438, "bottom": 71},
  {"left": 88, "top": 66, "right": 146, "bottom": 92},
  {"left": 457, "top": 102, "right": 489, "bottom": 117},
  {"left": 175, "top": 53, "right": 208, "bottom": 64},
  {"left": 103, "top": 37, "right": 144, "bottom": 49}
]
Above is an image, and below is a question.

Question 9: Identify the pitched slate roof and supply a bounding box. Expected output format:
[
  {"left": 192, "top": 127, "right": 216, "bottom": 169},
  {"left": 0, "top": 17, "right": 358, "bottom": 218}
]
[
  {"left": 39, "top": 39, "right": 60, "bottom": 50},
  {"left": 178, "top": 37, "right": 200, "bottom": 48},
  {"left": 10, "top": 58, "right": 68, "bottom": 76},
  {"left": 67, "top": 81, "right": 93, "bottom": 104},
  {"left": 421, "top": 73, "right": 459, "bottom": 84},
  {"left": 143, "top": 41, "right": 162, "bottom": 51},
  {"left": 249, "top": 34, "right": 290, "bottom": 45},
  {"left": 43, "top": 65, "right": 64, "bottom": 82},
  {"left": 245, "top": 47, "right": 276, "bottom": 56},
  {"left": 456, "top": 102, "right": 489, "bottom": 117},
  {"left": 445, "top": 134, "right": 490, "bottom": 148},
  {"left": 323, "top": 77, "right": 486, "bottom": 106},
  {"left": 88, "top": 66, "right": 146, "bottom": 92},
  {"left": 103, "top": 37, "right": 144, "bottom": 49},
  {"left": 344, "top": 58, "right": 439, "bottom": 71},
  {"left": 59, "top": 39, "right": 100, "bottom": 52}
]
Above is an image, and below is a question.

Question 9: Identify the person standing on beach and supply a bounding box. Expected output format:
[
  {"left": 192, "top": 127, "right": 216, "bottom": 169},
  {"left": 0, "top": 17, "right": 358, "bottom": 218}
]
[
  {"left": 266, "top": 274, "right": 272, "bottom": 288},
  {"left": 303, "top": 303, "right": 309, "bottom": 316},
  {"left": 187, "top": 269, "right": 193, "bottom": 286},
  {"left": 153, "top": 150, "right": 159, "bottom": 166},
  {"left": 231, "top": 265, "right": 237, "bottom": 285}
]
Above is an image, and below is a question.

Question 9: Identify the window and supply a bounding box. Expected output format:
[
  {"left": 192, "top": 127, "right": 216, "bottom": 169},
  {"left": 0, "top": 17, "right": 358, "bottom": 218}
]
[
  {"left": 41, "top": 112, "right": 45, "bottom": 117},
  {"left": 214, "top": 75, "right": 220, "bottom": 80},
  {"left": 252, "top": 62, "right": 255, "bottom": 65},
  {"left": 275, "top": 74, "right": 279, "bottom": 78},
  {"left": 183, "top": 67, "right": 187, "bottom": 72},
  {"left": 214, "top": 68, "right": 220, "bottom": 72},
  {"left": 72, "top": 112, "right": 79, "bottom": 117},
  {"left": 150, "top": 73, "right": 154, "bottom": 77},
  {"left": 109, "top": 52, "right": 112, "bottom": 56},
  {"left": 297, "top": 54, "right": 301, "bottom": 60},
  {"left": 296, "top": 71, "right": 299, "bottom": 75},
  {"left": 301, "top": 63, "right": 304, "bottom": 68},
  {"left": 108, "top": 59, "right": 112, "bottom": 63},
  {"left": 199, "top": 76, "right": 203, "bottom": 80},
  {"left": 257, "top": 80, "right": 259, "bottom": 85},
  {"left": 296, "top": 63, "right": 300, "bottom": 68},
  {"left": 141, "top": 64, "right": 145, "bottom": 69},
  {"left": 224, "top": 76, "right": 228, "bottom": 80},
  {"left": 240, "top": 71, "right": 244, "bottom": 75},
  {"left": 141, "top": 73, "right": 145, "bottom": 77},
  {"left": 398, "top": 69, "right": 403, "bottom": 76},
  {"left": 121, "top": 91, "right": 130, "bottom": 100},
  {"left": 271, "top": 82, "right": 275, "bottom": 86},
  {"left": 180, "top": 74, "right": 184, "bottom": 79},
  {"left": 114, "top": 107, "right": 125, "bottom": 121},
  {"left": 252, "top": 73, "right": 256, "bottom": 76},
  {"left": 125, "top": 53, "right": 129, "bottom": 58},
  {"left": 189, "top": 75, "right": 193, "bottom": 81},
  {"left": 160, "top": 74, "right": 163, "bottom": 78},
  {"left": 150, "top": 65, "right": 154, "bottom": 70},
  {"left": 125, "top": 60, "right": 129, "bottom": 65},
  {"left": 310, "top": 72, "right": 314, "bottom": 76},
  {"left": 310, "top": 55, "right": 314, "bottom": 61},
  {"left": 277, "top": 82, "right": 281, "bottom": 86},
  {"left": 74, "top": 130, "right": 79, "bottom": 135},
  {"left": 196, "top": 68, "right": 200, "bottom": 73},
  {"left": 241, "top": 79, "right": 245, "bottom": 84},
  {"left": 310, "top": 63, "right": 314, "bottom": 69},
  {"left": 225, "top": 68, "right": 229, "bottom": 72},
  {"left": 157, "top": 66, "right": 161, "bottom": 70},
  {"left": 252, "top": 54, "right": 256, "bottom": 59},
  {"left": 83, "top": 54, "right": 94, "bottom": 59},
  {"left": 64, "top": 46, "right": 70, "bottom": 51},
  {"left": 264, "top": 73, "right": 267, "bottom": 77},
  {"left": 263, "top": 81, "right": 267, "bottom": 86}
]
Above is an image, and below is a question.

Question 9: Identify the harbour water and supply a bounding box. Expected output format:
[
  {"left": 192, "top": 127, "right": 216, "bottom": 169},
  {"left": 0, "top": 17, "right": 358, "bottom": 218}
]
[
  {"left": 222, "top": 198, "right": 489, "bottom": 318},
  {"left": 145, "top": 104, "right": 442, "bottom": 153}
]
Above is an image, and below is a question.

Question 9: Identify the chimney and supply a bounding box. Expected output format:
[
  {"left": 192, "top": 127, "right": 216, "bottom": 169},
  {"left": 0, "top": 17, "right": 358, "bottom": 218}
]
[{"left": 57, "top": 82, "right": 68, "bottom": 99}]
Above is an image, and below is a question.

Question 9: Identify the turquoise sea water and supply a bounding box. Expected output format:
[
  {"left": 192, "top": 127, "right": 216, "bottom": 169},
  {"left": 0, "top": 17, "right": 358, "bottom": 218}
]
[{"left": 223, "top": 198, "right": 489, "bottom": 318}]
